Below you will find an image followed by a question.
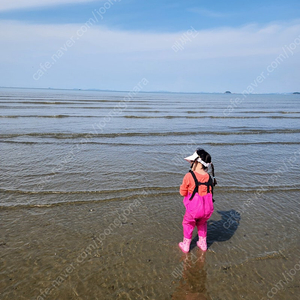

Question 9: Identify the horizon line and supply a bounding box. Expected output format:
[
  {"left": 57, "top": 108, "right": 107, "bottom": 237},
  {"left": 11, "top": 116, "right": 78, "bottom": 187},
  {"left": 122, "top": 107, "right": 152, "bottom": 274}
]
[{"left": 0, "top": 86, "right": 299, "bottom": 95}]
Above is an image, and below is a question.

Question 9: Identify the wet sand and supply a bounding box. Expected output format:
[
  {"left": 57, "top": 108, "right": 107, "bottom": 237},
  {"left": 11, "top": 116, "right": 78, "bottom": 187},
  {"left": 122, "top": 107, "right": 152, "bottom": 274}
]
[{"left": 1, "top": 190, "right": 299, "bottom": 300}]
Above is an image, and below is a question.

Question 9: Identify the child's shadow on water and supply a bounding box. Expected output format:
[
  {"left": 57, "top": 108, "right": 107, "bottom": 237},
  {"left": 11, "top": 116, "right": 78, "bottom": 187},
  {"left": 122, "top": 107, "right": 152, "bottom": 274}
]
[{"left": 190, "top": 210, "right": 241, "bottom": 250}]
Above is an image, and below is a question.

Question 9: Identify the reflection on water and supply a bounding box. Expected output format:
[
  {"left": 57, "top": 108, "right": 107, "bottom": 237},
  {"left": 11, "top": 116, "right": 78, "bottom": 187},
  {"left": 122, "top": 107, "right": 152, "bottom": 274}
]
[
  {"left": 172, "top": 251, "right": 209, "bottom": 300},
  {"left": 172, "top": 210, "right": 240, "bottom": 299}
]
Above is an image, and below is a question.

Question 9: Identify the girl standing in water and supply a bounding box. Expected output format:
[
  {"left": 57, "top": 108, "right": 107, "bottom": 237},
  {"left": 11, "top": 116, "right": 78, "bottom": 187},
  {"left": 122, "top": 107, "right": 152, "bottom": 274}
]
[{"left": 179, "top": 148, "right": 215, "bottom": 253}]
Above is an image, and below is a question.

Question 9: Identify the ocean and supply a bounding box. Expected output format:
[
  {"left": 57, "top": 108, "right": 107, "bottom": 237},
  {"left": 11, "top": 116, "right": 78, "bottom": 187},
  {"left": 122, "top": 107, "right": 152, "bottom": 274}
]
[{"left": 1, "top": 88, "right": 299, "bottom": 300}]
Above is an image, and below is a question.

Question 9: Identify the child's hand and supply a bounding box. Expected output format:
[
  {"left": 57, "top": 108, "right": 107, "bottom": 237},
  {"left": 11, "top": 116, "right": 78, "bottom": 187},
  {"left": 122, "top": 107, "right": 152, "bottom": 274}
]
[{"left": 213, "top": 178, "right": 217, "bottom": 186}]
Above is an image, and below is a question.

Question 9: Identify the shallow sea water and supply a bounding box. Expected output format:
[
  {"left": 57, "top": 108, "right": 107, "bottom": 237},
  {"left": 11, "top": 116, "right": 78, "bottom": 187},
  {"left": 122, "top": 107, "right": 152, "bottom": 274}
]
[{"left": 0, "top": 88, "right": 300, "bottom": 300}]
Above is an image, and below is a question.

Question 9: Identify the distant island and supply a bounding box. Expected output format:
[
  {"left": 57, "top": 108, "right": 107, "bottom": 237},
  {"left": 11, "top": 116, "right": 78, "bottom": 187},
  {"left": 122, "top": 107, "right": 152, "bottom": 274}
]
[
  {"left": 293, "top": 92, "right": 300, "bottom": 94},
  {"left": 225, "top": 91, "right": 231, "bottom": 94}
]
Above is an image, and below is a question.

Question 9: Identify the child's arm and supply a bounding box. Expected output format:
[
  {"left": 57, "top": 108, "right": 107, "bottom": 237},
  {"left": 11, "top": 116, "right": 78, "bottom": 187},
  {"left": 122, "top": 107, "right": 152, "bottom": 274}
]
[{"left": 179, "top": 174, "right": 189, "bottom": 196}]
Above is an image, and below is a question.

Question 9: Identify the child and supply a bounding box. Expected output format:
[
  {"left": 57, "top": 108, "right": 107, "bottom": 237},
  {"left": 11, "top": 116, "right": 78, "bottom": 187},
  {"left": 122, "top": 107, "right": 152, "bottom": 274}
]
[{"left": 179, "top": 148, "right": 215, "bottom": 253}]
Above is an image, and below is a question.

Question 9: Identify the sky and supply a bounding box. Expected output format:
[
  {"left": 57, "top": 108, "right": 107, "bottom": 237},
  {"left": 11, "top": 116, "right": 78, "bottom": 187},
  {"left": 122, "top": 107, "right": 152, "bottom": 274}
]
[{"left": 0, "top": 0, "right": 300, "bottom": 93}]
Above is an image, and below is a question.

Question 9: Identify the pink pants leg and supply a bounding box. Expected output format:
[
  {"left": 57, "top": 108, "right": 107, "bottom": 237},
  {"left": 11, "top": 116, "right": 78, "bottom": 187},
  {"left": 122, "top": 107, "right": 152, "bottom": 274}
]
[
  {"left": 182, "top": 211, "right": 208, "bottom": 239},
  {"left": 182, "top": 211, "right": 195, "bottom": 239},
  {"left": 196, "top": 218, "right": 208, "bottom": 238}
]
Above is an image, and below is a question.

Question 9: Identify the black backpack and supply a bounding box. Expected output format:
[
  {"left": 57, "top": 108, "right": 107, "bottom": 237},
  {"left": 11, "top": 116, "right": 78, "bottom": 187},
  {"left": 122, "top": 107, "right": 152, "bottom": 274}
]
[{"left": 189, "top": 170, "right": 214, "bottom": 201}]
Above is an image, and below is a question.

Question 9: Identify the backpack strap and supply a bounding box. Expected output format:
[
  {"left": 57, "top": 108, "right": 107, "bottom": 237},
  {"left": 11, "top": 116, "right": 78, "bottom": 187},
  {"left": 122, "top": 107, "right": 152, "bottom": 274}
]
[
  {"left": 189, "top": 170, "right": 214, "bottom": 201},
  {"left": 189, "top": 170, "right": 199, "bottom": 200}
]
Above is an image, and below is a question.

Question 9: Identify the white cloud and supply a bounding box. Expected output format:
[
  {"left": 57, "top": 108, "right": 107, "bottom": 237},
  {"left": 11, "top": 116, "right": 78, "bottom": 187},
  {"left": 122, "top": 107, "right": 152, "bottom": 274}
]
[
  {"left": 0, "top": 0, "right": 97, "bottom": 12},
  {"left": 2, "top": 20, "right": 299, "bottom": 57},
  {"left": 0, "top": 20, "right": 299, "bottom": 92}
]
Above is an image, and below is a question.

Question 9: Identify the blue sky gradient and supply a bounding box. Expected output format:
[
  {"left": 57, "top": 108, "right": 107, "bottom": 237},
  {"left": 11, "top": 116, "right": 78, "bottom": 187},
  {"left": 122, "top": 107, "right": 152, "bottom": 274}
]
[
  {"left": 0, "top": 0, "right": 299, "bottom": 92},
  {"left": 1, "top": 0, "right": 300, "bottom": 31}
]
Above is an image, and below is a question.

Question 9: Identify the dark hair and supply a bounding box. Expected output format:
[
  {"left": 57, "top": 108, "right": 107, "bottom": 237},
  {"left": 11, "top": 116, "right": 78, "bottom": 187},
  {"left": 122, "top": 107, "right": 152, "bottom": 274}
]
[{"left": 196, "top": 148, "right": 211, "bottom": 169}]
